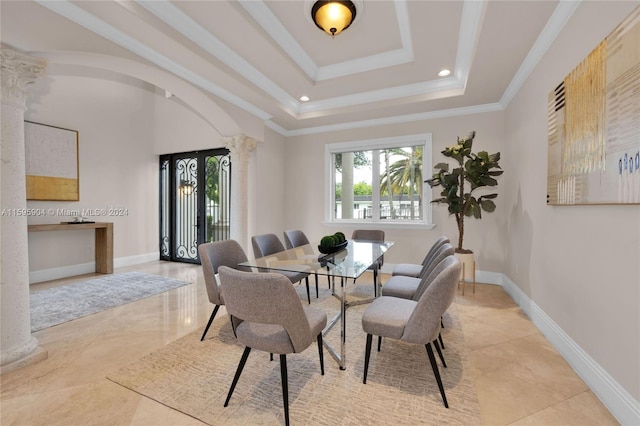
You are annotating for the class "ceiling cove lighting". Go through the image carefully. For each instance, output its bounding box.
[311,1,357,37]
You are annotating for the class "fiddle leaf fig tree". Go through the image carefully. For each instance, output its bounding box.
[425,131,503,253]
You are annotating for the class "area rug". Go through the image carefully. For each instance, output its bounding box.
[107,284,481,425]
[30,272,190,332]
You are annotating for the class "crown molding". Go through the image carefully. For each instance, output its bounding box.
[272,102,504,137]
[499,1,581,107]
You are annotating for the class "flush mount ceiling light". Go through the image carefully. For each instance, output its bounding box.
[311,0,357,37]
[438,69,451,77]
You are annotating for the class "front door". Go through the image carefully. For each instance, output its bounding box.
[159,149,231,263]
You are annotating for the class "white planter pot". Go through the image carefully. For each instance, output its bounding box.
[454,252,476,295]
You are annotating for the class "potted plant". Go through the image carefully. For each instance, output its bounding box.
[425,131,503,285]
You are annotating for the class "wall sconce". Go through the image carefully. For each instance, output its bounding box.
[311,0,357,37]
[180,180,194,196]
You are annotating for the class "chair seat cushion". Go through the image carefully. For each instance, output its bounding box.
[392,263,422,277]
[303,306,328,337]
[235,322,295,354]
[381,275,420,300]
[279,269,309,284]
[362,296,417,339]
[235,307,327,355]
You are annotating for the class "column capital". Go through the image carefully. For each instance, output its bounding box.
[221,135,258,157]
[1,47,47,109]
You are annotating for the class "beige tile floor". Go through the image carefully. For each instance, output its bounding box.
[1,261,619,425]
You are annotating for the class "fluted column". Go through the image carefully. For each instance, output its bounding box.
[222,135,257,250]
[1,47,48,373]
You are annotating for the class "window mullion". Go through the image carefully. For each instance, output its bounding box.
[371,149,381,221]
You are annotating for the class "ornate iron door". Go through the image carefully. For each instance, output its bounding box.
[160,149,230,263]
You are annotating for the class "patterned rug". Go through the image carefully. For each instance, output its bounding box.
[107,284,481,425]
[30,272,190,332]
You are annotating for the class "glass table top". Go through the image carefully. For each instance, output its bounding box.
[238,240,394,279]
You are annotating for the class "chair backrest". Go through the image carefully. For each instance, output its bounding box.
[218,266,313,353]
[421,236,450,267]
[251,233,286,258]
[413,250,455,301]
[351,229,384,243]
[401,256,461,345]
[418,242,454,282]
[198,239,248,305]
[283,229,310,249]
[352,229,385,266]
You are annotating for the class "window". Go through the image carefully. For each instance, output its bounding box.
[325,134,433,228]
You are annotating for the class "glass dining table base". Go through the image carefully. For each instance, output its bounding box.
[321,274,380,370]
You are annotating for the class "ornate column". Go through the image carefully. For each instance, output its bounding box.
[222,135,257,250]
[1,47,48,373]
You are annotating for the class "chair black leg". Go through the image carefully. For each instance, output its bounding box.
[224,346,251,407]
[317,334,325,375]
[425,343,448,408]
[373,269,378,297]
[438,332,445,350]
[314,273,319,298]
[441,316,445,328]
[270,353,273,361]
[433,339,447,368]
[279,354,290,426]
[363,334,373,384]
[200,304,220,341]
[377,336,382,352]
[305,276,311,304]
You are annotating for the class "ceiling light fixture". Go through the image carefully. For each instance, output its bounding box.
[300,95,310,102]
[311,0,357,37]
[438,69,451,77]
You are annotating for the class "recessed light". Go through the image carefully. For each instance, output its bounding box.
[300,95,310,102]
[438,69,451,77]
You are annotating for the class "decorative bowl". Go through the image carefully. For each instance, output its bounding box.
[318,240,348,254]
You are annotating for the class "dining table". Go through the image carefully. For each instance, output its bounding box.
[238,239,394,370]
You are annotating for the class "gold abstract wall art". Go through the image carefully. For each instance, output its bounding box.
[547,5,640,205]
[25,121,79,201]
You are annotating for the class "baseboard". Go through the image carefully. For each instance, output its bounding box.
[29,252,159,284]
[499,274,640,425]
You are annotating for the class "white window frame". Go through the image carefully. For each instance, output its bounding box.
[324,133,434,230]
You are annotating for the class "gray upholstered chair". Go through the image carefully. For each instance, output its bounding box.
[218,266,327,426]
[198,239,248,341]
[252,233,313,303]
[283,229,326,293]
[361,256,461,408]
[381,243,455,300]
[392,236,450,277]
[351,229,385,296]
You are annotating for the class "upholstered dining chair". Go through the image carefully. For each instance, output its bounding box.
[351,229,385,296]
[218,266,327,426]
[392,236,450,277]
[198,239,248,341]
[361,256,461,408]
[252,233,314,303]
[381,248,455,353]
[283,229,328,292]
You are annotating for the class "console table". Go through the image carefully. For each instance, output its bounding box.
[27,222,113,274]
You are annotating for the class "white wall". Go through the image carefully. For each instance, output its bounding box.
[25,69,158,276]
[503,0,640,408]
[250,127,287,250]
[152,89,224,155]
[284,111,507,272]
